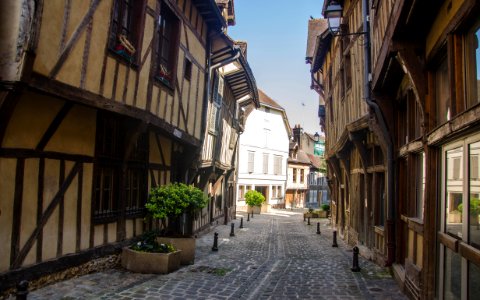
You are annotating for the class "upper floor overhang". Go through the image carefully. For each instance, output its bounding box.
[211,32,259,108]
[193,0,227,32]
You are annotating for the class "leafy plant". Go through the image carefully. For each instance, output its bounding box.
[321,204,330,212]
[308,208,314,213]
[244,190,265,207]
[146,183,208,220]
[130,230,176,253]
[458,197,480,215]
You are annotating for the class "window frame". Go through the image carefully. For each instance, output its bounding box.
[108,0,146,65]
[154,1,181,89]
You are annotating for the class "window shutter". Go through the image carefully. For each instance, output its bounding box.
[263,153,269,174]
[248,152,254,173]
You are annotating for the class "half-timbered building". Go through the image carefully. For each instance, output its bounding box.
[308,0,480,299]
[0,0,257,293]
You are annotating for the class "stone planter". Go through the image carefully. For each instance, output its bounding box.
[304,213,313,218]
[248,206,261,214]
[121,247,182,274]
[157,237,196,265]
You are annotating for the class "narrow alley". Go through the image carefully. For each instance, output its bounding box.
[28,211,406,300]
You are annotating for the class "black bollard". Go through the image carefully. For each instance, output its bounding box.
[240,217,244,229]
[332,230,338,247]
[247,213,250,222]
[304,214,306,222]
[212,232,219,251]
[316,222,321,234]
[230,222,235,237]
[307,217,311,225]
[351,246,361,272]
[16,280,28,300]
[251,211,254,219]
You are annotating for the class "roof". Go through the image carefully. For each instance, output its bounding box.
[311,30,332,73]
[288,150,311,165]
[307,153,322,169]
[306,19,328,61]
[258,89,284,110]
[192,0,226,31]
[211,33,259,107]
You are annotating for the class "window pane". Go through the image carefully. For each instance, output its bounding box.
[469,261,480,299]
[444,248,462,300]
[446,147,463,237]
[436,57,451,125]
[469,141,480,248]
[466,24,480,108]
[417,152,425,219]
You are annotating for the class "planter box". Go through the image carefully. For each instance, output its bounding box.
[121,247,181,274]
[248,206,261,214]
[157,237,196,265]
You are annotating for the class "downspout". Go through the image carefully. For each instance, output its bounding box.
[361,0,395,265]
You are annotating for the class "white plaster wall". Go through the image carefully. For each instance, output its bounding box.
[236,106,289,206]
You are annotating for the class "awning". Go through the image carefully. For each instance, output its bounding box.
[311,31,332,73]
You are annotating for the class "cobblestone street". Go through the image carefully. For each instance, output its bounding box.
[28,210,406,299]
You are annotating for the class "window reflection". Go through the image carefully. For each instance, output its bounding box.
[469,141,480,248]
[446,147,463,238]
[444,248,462,300]
[469,262,480,299]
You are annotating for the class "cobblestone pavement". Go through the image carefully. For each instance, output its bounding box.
[28,210,406,299]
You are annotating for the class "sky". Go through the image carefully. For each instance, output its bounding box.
[228,0,325,135]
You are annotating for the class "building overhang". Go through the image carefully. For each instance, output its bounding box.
[211,33,259,108]
[193,0,227,32]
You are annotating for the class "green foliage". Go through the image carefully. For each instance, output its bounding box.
[458,197,480,215]
[308,207,314,213]
[244,190,265,207]
[130,230,176,253]
[321,204,330,211]
[146,182,208,220]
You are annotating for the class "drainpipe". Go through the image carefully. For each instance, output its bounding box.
[361,0,395,265]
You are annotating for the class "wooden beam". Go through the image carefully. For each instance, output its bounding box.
[12,162,81,268]
[10,158,25,268]
[36,102,73,151]
[49,0,101,79]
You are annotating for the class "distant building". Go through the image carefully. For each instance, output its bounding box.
[236,90,290,211]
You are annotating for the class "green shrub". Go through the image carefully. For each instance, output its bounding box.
[244,190,265,207]
[146,182,208,221]
[458,197,480,215]
[321,204,330,211]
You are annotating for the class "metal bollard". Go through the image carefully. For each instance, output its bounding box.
[351,246,361,272]
[307,217,311,225]
[230,222,235,237]
[332,230,338,247]
[251,211,254,219]
[304,214,306,222]
[212,232,219,251]
[316,222,321,234]
[16,280,28,300]
[240,217,244,229]
[247,213,250,222]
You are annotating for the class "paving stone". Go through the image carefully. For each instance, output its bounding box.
[28,210,406,299]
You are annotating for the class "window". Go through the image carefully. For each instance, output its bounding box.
[93,113,147,223]
[439,135,480,299]
[208,71,223,133]
[277,186,282,197]
[274,156,282,175]
[263,153,269,174]
[184,57,192,81]
[293,168,297,183]
[300,169,304,183]
[416,152,425,219]
[108,0,145,62]
[155,2,180,87]
[248,151,254,173]
[465,22,480,109]
[238,185,245,199]
[435,56,451,125]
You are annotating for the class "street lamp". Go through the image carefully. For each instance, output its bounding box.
[314,132,320,142]
[323,0,366,36]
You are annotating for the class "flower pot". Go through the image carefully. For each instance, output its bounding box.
[157,236,196,265]
[121,247,182,274]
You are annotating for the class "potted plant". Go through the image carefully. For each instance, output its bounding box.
[321,204,330,218]
[121,230,181,274]
[304,207,314,219]
[245,190,265,214]
[458,197,480,228]
[145,182,208,265]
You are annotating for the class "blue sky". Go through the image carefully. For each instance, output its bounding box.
[229,0,325,135]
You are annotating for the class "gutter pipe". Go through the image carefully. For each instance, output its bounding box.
[361,0,395,265]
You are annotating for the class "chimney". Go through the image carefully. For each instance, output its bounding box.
[292,124,303,149]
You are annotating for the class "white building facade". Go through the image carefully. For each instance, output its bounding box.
[236,90,290,211]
